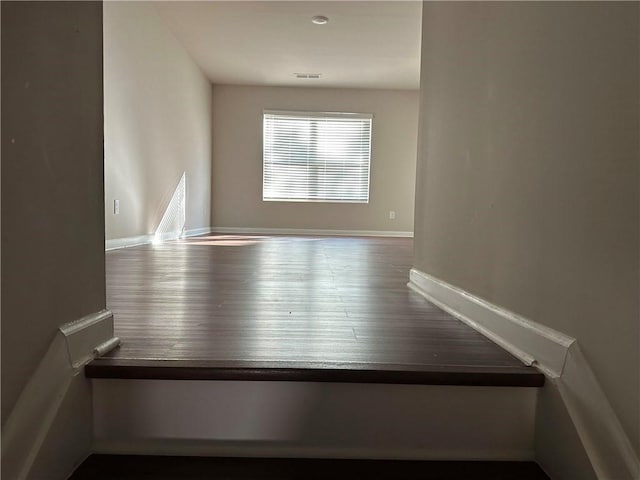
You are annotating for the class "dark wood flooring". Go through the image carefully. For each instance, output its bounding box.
[70,455,551,480]
[89,235,543,386]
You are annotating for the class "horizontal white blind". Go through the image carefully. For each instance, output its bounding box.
[263,110,372,203]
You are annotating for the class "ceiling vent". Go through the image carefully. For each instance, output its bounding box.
[295,73,321,79]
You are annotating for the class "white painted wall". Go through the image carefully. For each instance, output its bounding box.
[1,0,105,425]
[414,2,639,475]
[211,85,418,233]
[104,2,212,241]
[1,2,105,478]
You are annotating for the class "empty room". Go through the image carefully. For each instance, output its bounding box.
[2,2,638,480]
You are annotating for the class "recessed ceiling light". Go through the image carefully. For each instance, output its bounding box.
[311,15,329,25]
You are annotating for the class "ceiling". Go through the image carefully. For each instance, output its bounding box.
[154,1,422,90]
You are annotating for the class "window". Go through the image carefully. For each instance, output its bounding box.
[263,110,372,203]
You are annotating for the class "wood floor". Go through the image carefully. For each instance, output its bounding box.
[70,455,551,480]
[89,235,543,386]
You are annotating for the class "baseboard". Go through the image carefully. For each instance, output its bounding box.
[534,379,598,480]
[60,309,115,368]
[105,226,214,251]
[209,226,414,238]
[153,230,182,244]
[558,343,640,480]
[27,374,94,480]
[408,269,573,376]
[105,227,412,250]
[408,267,640,480]
[1,309,117,480]
[93,439,533,462]
[183,226,214,238]
[105,234,154,251]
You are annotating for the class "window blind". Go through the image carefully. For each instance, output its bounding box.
[263,110,372,203]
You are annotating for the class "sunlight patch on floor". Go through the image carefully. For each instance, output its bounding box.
[181,235,270,247]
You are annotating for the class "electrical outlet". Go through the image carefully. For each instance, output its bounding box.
[389,211,396,220]
[114,199,120,215]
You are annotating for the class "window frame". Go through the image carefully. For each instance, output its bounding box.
[262,109,373,204]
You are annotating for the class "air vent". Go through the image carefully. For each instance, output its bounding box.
[295,73,321,79]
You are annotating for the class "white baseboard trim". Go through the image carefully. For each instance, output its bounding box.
[183,226,214,238]
[408,267,640,480]
[105,234,153,251]
[559,344,640,480]
[209,226,414,238]
[408,268,573,376]
[154,230,182,244]
[60,309,115,368]
[105,226,214,251]
[1,309,116,480]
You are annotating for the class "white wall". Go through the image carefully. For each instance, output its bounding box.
[1,0,105,424]
[415,2,639,473]
[211,85,418,233]
[1,2,105,477]
[104,2,212,241]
